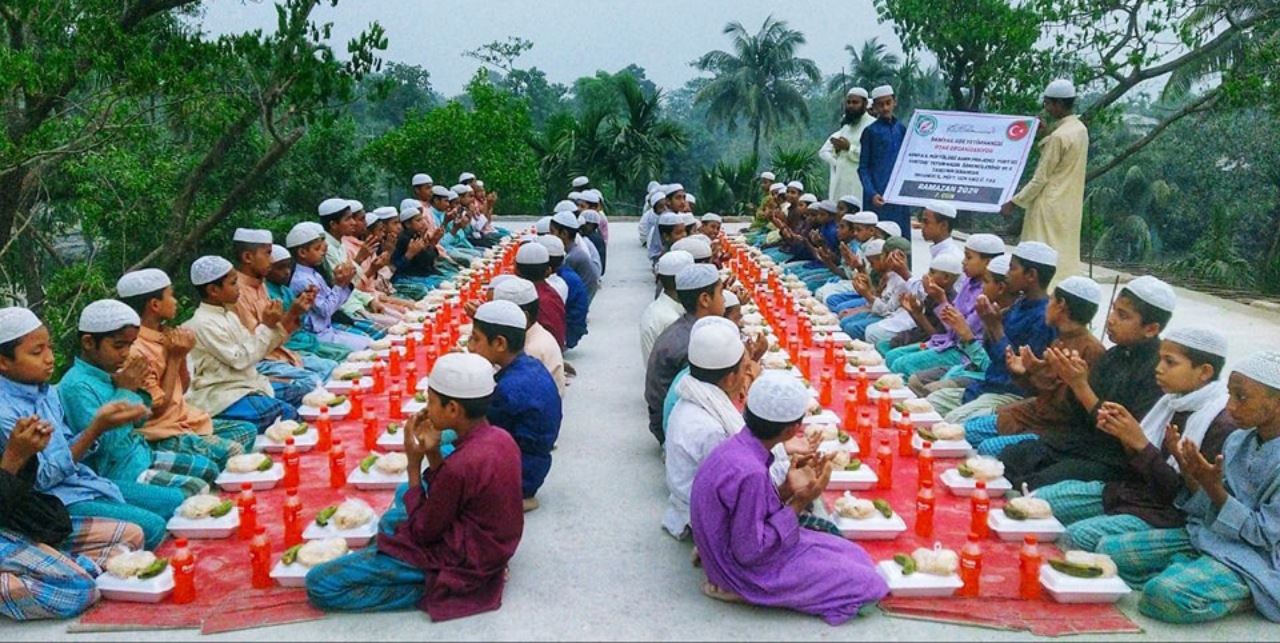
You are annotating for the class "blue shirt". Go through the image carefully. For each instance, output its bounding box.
[963,296,1056,403]
[0,375,124,506]
[289,263,352,336]
[57,358,152,483]
[558,265,590,349]
[858,116,907,202]
[820,221,840,253]
[487,354,563,498]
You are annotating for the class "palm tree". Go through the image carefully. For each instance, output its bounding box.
[893,52,946,116]
[769,145,824,193]
[693,16,821,160]
[600,75,687,201]
[827,37,900,95]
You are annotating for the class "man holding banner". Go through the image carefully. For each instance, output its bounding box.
[1003,79,1089,287]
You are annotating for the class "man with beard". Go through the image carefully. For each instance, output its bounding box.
[819,88,875,203]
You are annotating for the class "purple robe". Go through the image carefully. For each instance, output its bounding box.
[690,430,888,625]
[925,275,985,354]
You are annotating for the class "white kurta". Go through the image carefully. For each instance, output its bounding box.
[819,113,877,202]
[525,322,566,396]
[1012,115,1088,286]
[182,302,285,416]
[639,293,685,363]
[546,274,569,302]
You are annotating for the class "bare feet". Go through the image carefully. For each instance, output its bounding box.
[564,362,577,377]
[522,497,540,513]
[690,545,701,568]
[701,581,743,603]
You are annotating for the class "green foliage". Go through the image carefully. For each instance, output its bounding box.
[40,263,114,376]
[769,146,824,194]
[1167,207,1254,289]
[697,154,761,216]
[827,38,900,94]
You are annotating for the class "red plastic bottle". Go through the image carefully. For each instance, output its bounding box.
[404,333,417,361]
[363,410,377,452]
[855,367,869,405]
[876,392,892,427]
[329,439,347,489]
[315,406,332,452]
[348,383,363,418]
[819,370,833,406]
[371,361,386,394]
[824,338,835,367]
[236,483,256,540]
[171,537,196,604]
[896,411,913,456]
[389,344,402,377]
[249,526,271,589]
[875,439,893,490]
[856,412,873,456]
[914,478,935,538]
[843,392,858,432]
[959,533,983,598]
[1019,535,1042,600]
[282,437,300,489]
[405,362,418,392]
[283,487,303,548]
[389,384,404,420]
[971,480,991,538]
[917,441,935,486]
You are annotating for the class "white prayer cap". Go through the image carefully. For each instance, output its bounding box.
[270,244,291,263]
[876,221,902,238]
[399,198,421,211]
[571,176,590,188]
[474,180,485,188]
[373,206,398,221]
[515,241,550,265]
[848,211,878,225]
[0,307,42,344]
[429,353,495,399]
[686,194,697,205]
[1043,79,1076,99]
[318,198,349,218]
[493,277,538,306]
[458,172,476,183]
[965,233,1004,255]
[553,200,577,213]
[688,316,745,370]
[814,200,839,214]
[656,250,695,277]
[800,193,818,204]
[535,216,552,234]
[723,291,741,309]
[701,212,723,223]
[551,211,581,230]
[190,255,233,286]
[286,221,325,248]
[930,252,963,275]
[346,199,364,213]
[863,239,886,257]
[847,86,869,99]
[411,173,433,186]
[567,191,582,201]
[474,300,527,330]
[430,185,451,198]
[769,182,786,194]
[78,299,140,334]
[1013,241,1058,267]
[839,195,863,210]
[647,180,661,193]
[1235,350,1280,390]
[747,372,810,423]
[663,183,685,195]
[446,190,458,200]
[399,205,422,222]
[233,228,272,244]
[580,190,601,204]
[1124,275,1176,313]
[759,171,776,181]
[987,255,1011,276]
[675,264,719,291]
[648,191,666,207]
[870,85,895,100]
[657,212,682,226]
[580,210,602,225]
[671,236,712,261]
[786,181,804,191]
[679,212,697,226]
[452,184,472,195]
[1056,276,1102,305]
[1164,327,1228,359]
[537,234,566,257]
[117,269,171,298]
[926,201,957,218]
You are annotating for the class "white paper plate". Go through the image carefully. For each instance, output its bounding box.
[324,376,372,393]
[215,463,284,492]
[270,560,310,588]
[843,362,890,377]
[828,465,878,491]
[96,566,175,603]
[348,463,408,490]
[868,386,916,401]
[891,408,944,427]
[988,509,1065,542]
[387,331,424,345]
[377,429,405,451]
[166,508,239,539]
[875,560,963,598]
[1040,564,1131,603]
[373,347,406,360]
[940,467,1011,497]
[299,400,352,420]
[303,518,377,548]
[401,398,427,416]
[340,360,375,375]
[803,411,842,425]
[911,432,973,459]
[414,376,430,392]
[818,439,859,456]
[834,510,906,540]
[254,428,318,453]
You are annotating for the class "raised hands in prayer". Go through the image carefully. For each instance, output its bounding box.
[940,305,975,342]
[112,354,149,392]
[1004,344,1044,376]
[747,332,768,362]
[923,274,947,305]
[1096,401,1149,451]
[260,300,286,329]
[839,243,862,271]
[1169,427,1227,505]
[1045,346,1089,388]
[851,272,873,299]
[90,401,149,435]
[885,249,908,276]
[1,416,52,474]
[333,262,356,288]
[162,327,196,358]
[830,135,851,152]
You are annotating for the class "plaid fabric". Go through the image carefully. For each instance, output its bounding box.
[258,359,323,407]
[295,339,352,363]
[798,513,843,537]
[974,433,1037,457]
[1036,480,1106,525]
[890,345,967,378]
[0,530,97,621]
[335,320,386,340]
[1097,527,1197,587]
[61,516,143,568]
[150,450,218,485]
[1063,514,1151,552]
[964,415,999,444]
[943,392,1021,425]
[215,393,298,432]
[66,498,168,550]
[1141,553,1252,623]
[211,419,256,454]
[152,428,247,469]
[306,547,425,612]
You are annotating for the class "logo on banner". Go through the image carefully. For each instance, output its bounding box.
[914,115,938,137]
[1006,120,1032,141]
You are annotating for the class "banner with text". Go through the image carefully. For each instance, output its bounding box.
[884,110,1039,213]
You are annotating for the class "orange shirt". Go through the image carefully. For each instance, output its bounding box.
[130,326,214,440]
[233,271,302,367]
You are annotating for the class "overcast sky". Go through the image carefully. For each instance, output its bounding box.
[197,0,904,95]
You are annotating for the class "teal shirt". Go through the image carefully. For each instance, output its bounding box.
[57,357,152,483]
[661,367,690,437]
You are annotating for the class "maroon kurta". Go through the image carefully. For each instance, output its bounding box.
[377,421,524,621]
[534,281,567,349]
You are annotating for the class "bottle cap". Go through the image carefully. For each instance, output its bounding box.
[256,526,266,535]
[332,439,342,447]
[967,532,979,542]
[175,537,189,548]
[921,477,933,488]
[285,436,295,445]
[320,405,330,413]
[240,482,252,491]
[286,487,298,497]
[1024,535,1037,545]
[922,441,932,448]
[976,480,986,488]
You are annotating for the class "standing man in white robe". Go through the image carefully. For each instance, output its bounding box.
[819,88,876,203]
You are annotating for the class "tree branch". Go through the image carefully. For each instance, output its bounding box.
[120,0,198,30]
[170,108,258,231]
[1086,88,1220,182]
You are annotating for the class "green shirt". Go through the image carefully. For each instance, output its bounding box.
[57,357,152,482]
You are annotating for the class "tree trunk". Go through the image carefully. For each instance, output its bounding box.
[752,125,761,164]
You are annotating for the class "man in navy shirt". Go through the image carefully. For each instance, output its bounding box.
[858,85,910,263]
